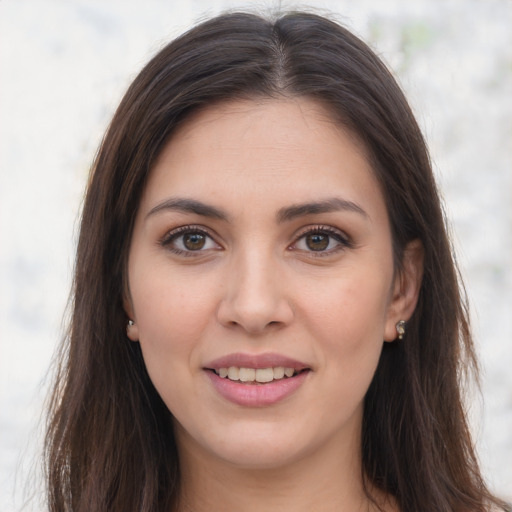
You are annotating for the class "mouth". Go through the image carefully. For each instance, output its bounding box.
[203,353,311,405]
[208,366,310,384]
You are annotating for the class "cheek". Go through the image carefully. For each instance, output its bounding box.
[131,272,219,414]
[129,268,220,391]
[299,269,391,374]
[133,268,217,339]
[306,277,390,341]
[308,281,388,416]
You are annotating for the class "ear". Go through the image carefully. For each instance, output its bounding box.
[384,239,424,342]
[123,294,140,342]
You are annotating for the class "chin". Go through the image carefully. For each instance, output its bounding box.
[217,443,307,471]
[175,416,309,469]
[199,421,326,471]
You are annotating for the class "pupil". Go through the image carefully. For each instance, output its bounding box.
[306,233,328,251]
[184,233,206,250]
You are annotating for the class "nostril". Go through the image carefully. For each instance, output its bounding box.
[216,289,294,333]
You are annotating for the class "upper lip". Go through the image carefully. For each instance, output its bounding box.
[204,352,311,371]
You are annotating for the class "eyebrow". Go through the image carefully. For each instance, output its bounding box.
[276,197,369,223]
[146,198,230,221]
[145,196,368,223]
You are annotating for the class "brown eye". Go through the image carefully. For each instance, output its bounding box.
[305,233,329,251]
[162,227,220,254]
[183,233,206,250]
[292,227,351,255]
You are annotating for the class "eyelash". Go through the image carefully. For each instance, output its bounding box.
[160,225,219,257]
[159,224,353,257]
[291,225,353,257]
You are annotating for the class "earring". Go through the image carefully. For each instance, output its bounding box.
[126,319,139,342]
[395,320,406,340]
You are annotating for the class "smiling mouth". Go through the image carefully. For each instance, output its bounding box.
[209,367,309,384]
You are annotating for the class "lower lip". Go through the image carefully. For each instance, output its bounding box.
[205,370,309,407]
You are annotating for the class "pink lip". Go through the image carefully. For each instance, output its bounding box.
[205,352,310,371]
[205,369,309,407]
[203,352,311,407]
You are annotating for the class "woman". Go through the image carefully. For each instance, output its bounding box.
[44,11,507,512]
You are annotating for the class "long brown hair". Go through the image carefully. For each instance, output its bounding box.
[44,11,507,512]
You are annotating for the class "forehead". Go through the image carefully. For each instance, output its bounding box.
[156,97,366,172]
[141,97,386,221]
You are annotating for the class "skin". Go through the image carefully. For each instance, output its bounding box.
[125,97,423,511]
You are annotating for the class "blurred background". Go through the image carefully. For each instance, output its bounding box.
[0,0,511,509]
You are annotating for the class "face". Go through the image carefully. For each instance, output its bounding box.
[126,98,408,470]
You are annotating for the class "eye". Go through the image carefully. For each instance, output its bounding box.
[292,226,351,255]
[161,226,221,255]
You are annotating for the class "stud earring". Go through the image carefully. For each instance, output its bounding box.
[126,319,139,342]
[395,320,406,340]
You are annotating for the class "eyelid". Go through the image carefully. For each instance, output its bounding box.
[159,223,352,256]
[290,224,353,253]
[160,224,222,253]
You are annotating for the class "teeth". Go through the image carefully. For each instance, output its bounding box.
[239,368,256,382]
[215,366,299,382]
[227,367,239,380]
[284,367,294,378]
[255,368,273,383]
[273,366,285,379]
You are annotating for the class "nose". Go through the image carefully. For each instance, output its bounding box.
[216,249,294,335]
